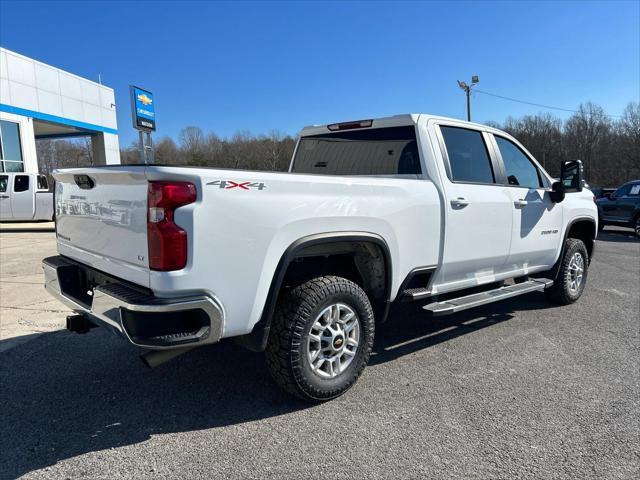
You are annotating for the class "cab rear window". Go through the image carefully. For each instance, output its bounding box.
[292,126,422,176]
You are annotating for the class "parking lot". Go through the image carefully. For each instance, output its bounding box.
[1,225,638,479]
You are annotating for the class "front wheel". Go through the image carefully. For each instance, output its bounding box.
[545,238,589,305]
[265,276,375,402]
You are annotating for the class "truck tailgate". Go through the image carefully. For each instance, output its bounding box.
[53,167,150,287]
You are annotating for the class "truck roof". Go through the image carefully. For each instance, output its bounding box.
[300,113,495,136]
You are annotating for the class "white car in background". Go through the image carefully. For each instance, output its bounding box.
[0,172,54,222]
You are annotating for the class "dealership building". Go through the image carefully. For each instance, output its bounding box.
[0,47,120,173]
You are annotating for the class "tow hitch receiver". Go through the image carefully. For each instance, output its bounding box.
[66,314,97,334]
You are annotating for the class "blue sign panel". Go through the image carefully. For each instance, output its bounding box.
[130,86,156,131]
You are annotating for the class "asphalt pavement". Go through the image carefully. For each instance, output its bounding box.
[1,227,638,479]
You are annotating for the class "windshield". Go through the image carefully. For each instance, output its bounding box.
[292,126,421,176]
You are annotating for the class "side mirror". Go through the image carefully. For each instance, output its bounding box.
[560,160,584,193]
[549,181,565,203]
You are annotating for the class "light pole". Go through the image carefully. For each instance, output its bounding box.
[457,75,479,121]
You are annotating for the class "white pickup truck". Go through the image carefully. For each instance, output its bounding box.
[0,172,54,222]
[43,114,597,401]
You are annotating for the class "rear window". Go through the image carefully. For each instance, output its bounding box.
[37,175,49,191]
[292,126,422,176]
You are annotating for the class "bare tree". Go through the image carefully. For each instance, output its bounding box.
[563,102,611,183]
[155,136,180,164]
[82,137,94,165]
[179,126,206,165]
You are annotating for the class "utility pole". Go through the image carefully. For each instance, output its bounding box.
[457,75,479,121]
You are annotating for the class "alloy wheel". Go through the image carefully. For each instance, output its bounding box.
[567,252,585,294]
[307,303,360,379]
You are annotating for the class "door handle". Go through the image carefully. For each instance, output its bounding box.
[0,195,9,199]
[514,199,528,207]
[450,197,469,208]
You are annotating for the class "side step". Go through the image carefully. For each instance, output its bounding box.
[423,278,553,316]
[402,287,432,301]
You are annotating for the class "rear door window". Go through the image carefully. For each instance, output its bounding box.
[0,175,7,193]
[292,126,422,176]
[440,126,495,184]
[14,175,29,193]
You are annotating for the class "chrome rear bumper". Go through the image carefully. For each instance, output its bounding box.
[43,256,223,349]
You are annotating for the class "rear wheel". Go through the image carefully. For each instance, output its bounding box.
[265,276,375,402]
[545,238,589,305]
[634,215,640,238]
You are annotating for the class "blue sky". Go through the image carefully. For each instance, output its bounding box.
[1,0,638,147]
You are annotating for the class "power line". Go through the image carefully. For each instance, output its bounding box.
[473,89,623,118]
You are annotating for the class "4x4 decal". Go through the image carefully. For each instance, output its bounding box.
[207,180,267,190]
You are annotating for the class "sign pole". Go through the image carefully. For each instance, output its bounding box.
[138,130,146,164]
[145,132,154,164]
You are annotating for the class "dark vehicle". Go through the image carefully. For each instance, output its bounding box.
[591,187,616,199]
[596,180,640,237]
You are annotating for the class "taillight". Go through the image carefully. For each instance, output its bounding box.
[147,181,197,271]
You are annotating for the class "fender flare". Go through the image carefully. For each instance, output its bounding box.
[546,216,597,281]
[236,232,393,352]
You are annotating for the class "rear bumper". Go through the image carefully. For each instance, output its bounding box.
[43,255,223,349]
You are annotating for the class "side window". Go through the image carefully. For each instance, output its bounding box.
[440,126,495,184]
[613,185,631,198]
[0,175,8,192]
[37,175,49,191]
[14,175,30,193]
[629,184,640,196]
[495,136,542,188]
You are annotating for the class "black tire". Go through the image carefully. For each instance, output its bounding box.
[545,238,589,305]
[633,214,640,239]
[265,276,375,402]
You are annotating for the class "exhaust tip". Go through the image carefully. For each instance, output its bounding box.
[140,347,195,369]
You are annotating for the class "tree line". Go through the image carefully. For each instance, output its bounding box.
[120,128,297,173]
[38,100,638,188]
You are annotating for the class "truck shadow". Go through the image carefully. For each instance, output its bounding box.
[372,292,554,365]
[1,292,552,478]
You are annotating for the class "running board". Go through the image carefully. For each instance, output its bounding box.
[423,278,553,316]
